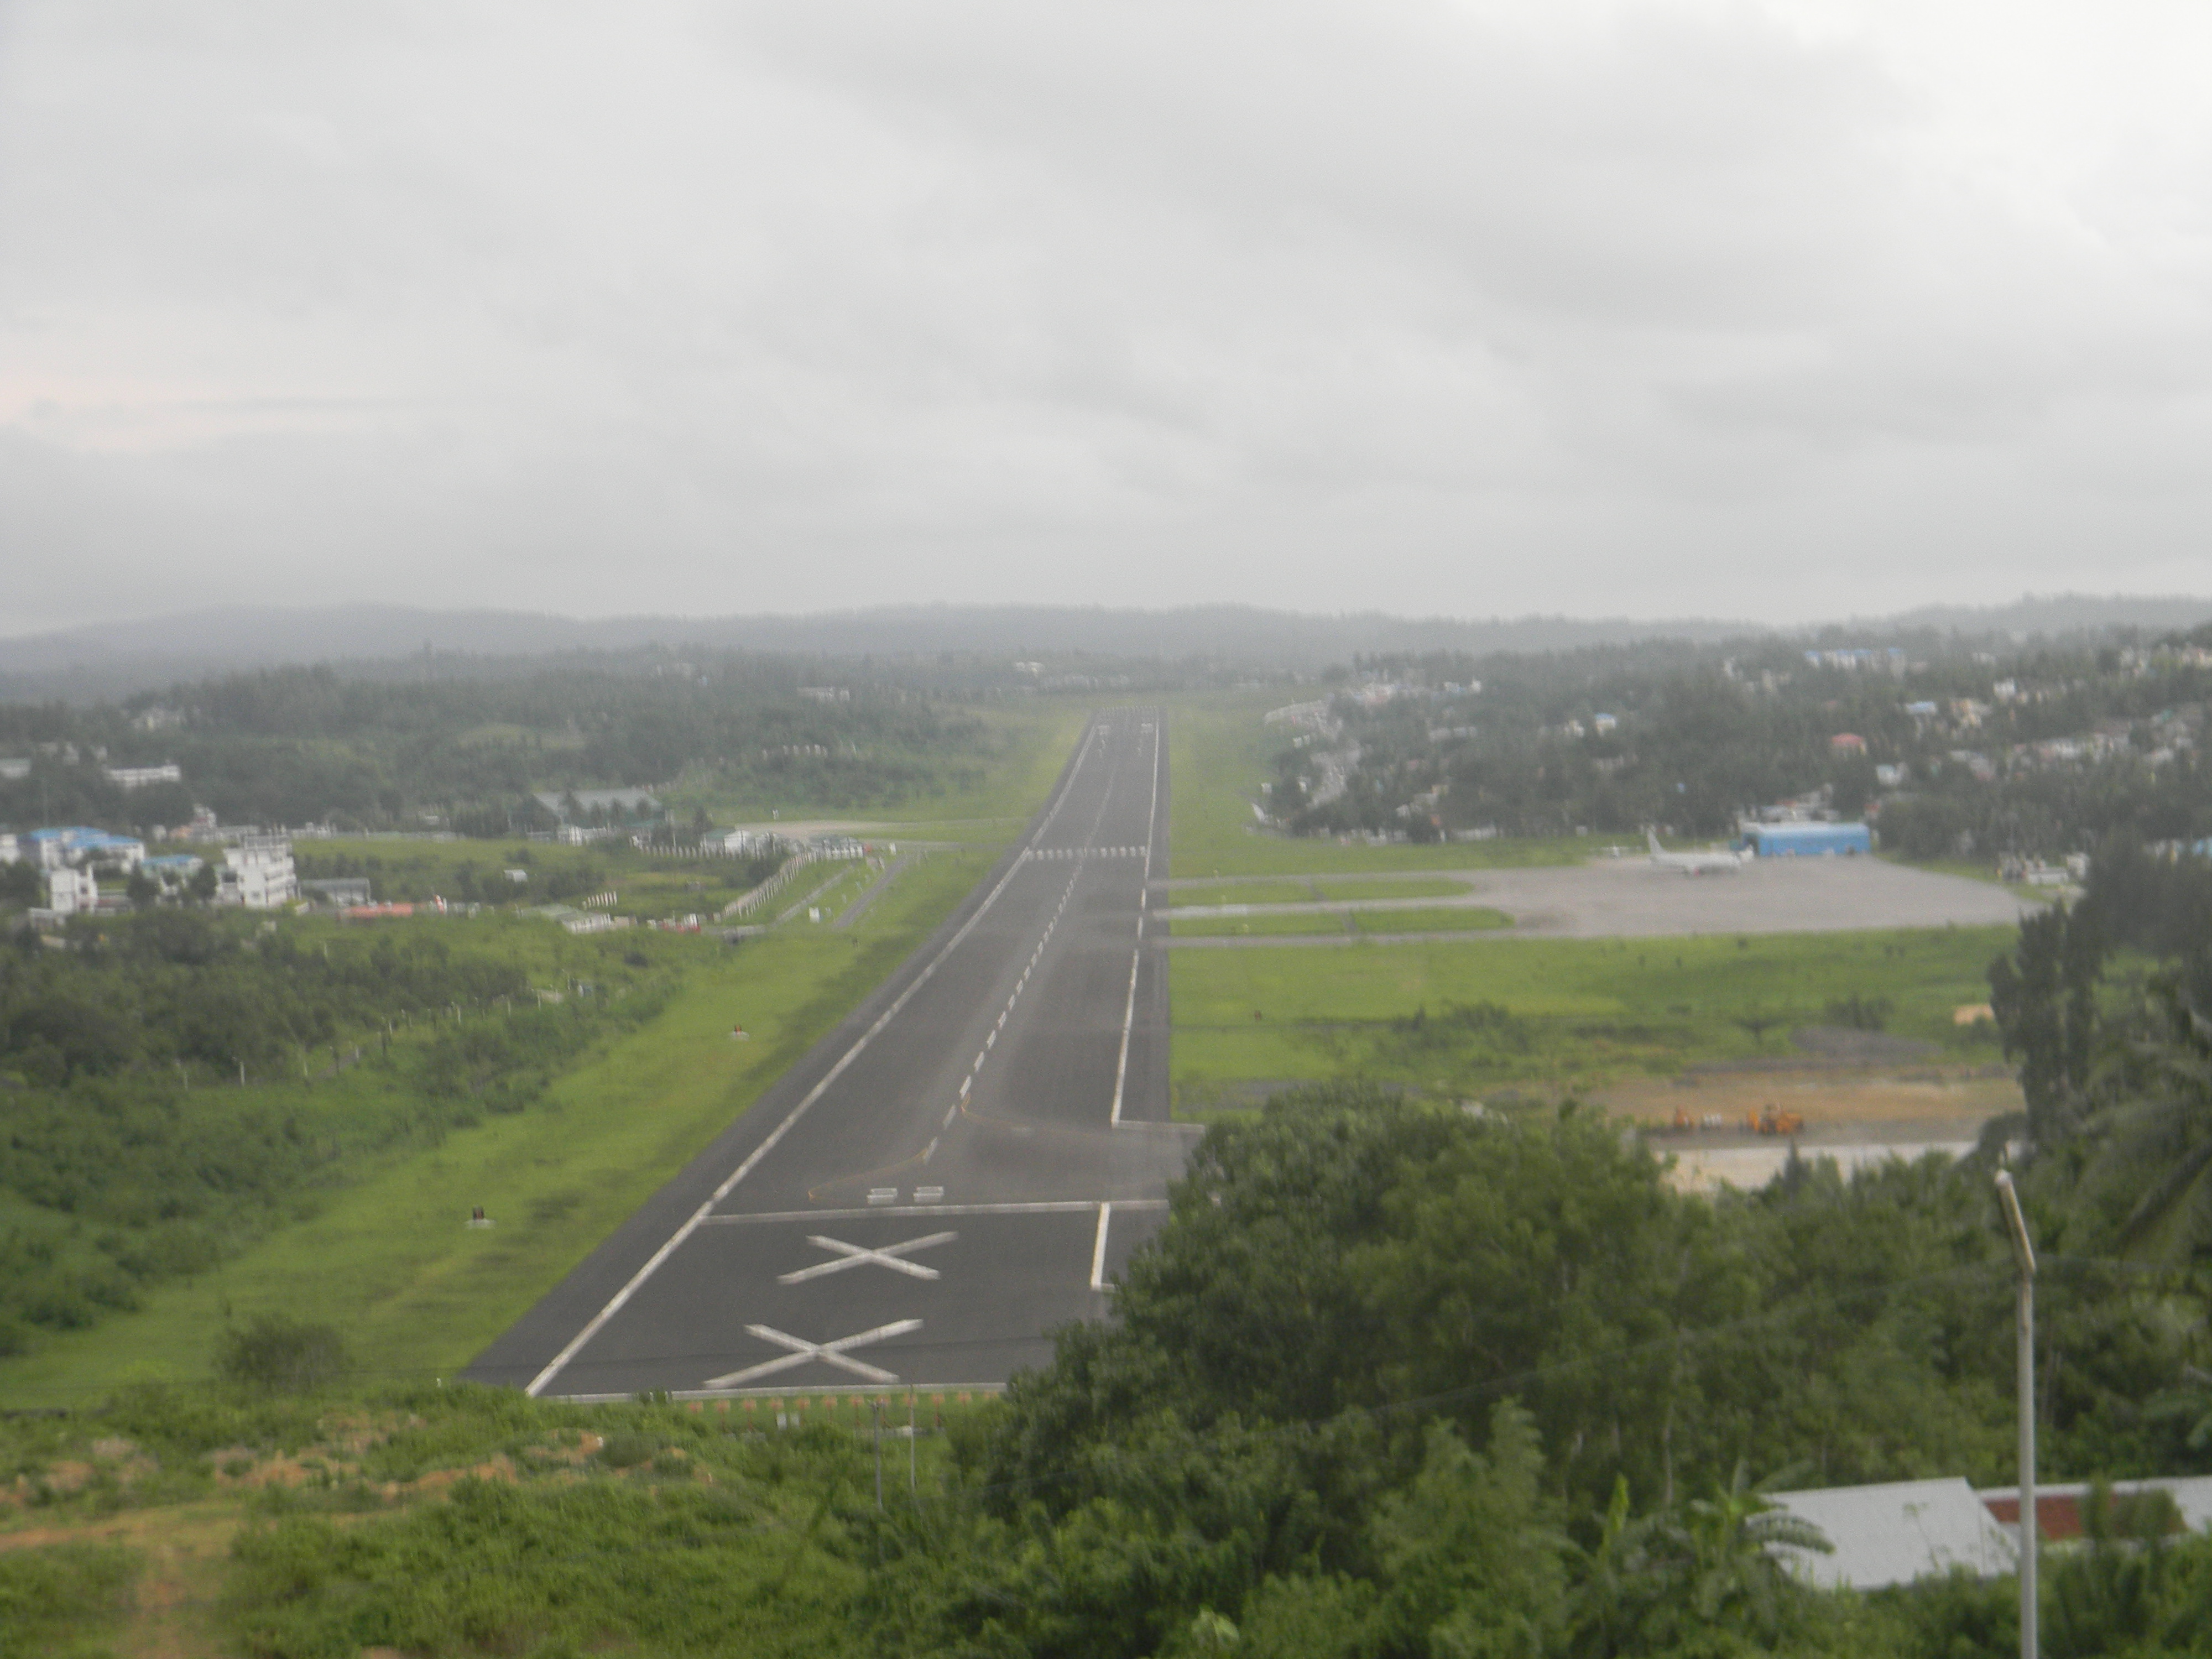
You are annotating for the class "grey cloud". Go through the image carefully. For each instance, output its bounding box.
[0,1,2206,634]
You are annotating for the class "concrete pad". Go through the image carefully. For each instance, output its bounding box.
[1167,856,2036,943]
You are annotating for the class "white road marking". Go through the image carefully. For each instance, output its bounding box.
[1089,1203,1112,1291]
[706,1198,1168,1224]
[1109,713,1162,1128]
[519,723,1105,1396]
[778,1230,956,1284]
[921,1136,939,1163]
[867,1188,898,1205]
[915,1186,945,1203]
[705,1319,924,1387]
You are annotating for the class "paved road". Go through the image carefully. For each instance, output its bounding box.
[467,709,1186,1400]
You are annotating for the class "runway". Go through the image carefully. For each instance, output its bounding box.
[466,709,1186,1399]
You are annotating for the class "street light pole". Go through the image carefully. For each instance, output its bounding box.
[1996,1170,2037,1659]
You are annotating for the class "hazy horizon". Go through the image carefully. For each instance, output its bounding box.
[6,3,2211,633]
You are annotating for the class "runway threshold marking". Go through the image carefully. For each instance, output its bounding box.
[519,721,1107,1397]
[779,1231,957,1284]
[705,1318,925,1387]
[703,1197,1170,1224]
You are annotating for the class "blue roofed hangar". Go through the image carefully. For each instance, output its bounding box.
[1738,821,1874,858]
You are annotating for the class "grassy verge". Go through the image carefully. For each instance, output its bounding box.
[1313,877,1475,900]
[1168,880,1325,907]
[1170,927,2013,1109]
[0,850,998,1408]
[1173,911,1354,937]
[1350,906,1511,933]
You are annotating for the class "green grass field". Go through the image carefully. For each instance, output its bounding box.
[1171,905,1512,938]
[0,848,998,1408]
[1173,911,1353,937]
[1168,880,1327,907]
[1350,906,1512,933]
[1169,927,2013,1109]
[1161,693,1608,877]
[1314,877,1475,901]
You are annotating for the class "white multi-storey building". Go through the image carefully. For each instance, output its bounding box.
[219,836,298,909]
[45,865,99,915]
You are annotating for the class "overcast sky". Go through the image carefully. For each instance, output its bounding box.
[2,1,2208,635]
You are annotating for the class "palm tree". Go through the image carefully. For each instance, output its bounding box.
[2080,971,2212,1261]
[1677,1463,1832,1637]
[1568,1465,1829,1656]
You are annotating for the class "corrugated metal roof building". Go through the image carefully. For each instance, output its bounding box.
[1767,1479,2016,1590]
[1981,1478,2212,1541]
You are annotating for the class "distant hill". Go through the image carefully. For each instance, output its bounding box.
[1845,593,2212,641]
[2,594,2208,700]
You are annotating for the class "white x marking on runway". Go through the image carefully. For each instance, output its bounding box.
[703,1319,924,1387]
[777,1232,957,1284]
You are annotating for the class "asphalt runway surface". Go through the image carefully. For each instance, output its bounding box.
[1164,854,2036,943]
[468,709,1188,1400]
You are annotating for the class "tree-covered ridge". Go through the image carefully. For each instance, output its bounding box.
[1270,628,2212,855]
[0,656,1001,834]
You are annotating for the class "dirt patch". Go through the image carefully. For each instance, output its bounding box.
[1592,1067,2022,1145]
[1790,1025,1942,1063]
[400,1454,518,1499]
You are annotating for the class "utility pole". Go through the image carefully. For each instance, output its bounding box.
[908,1387,917,1500]
[1996,1170,2037,1659]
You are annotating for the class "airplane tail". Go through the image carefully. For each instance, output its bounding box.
[1646,830,1664,856]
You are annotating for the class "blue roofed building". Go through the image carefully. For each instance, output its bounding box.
[1737,821,1873,858]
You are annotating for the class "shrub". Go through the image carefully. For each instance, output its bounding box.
[213,1314,350,1395]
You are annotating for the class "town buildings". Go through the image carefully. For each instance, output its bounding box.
[217,835,298,909]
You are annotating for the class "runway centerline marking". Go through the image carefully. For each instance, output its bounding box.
[1089,1203,1112,1291]
[704,1319,924,1387]
[778,1230,957,1284]
[1109,713,1163,1127]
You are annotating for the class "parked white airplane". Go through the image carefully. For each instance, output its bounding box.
[1647,829,1749,875]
